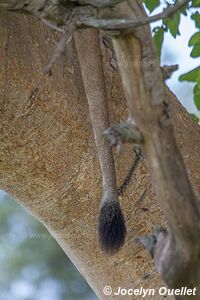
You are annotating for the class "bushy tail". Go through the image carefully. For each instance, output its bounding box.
[98,197,126,255]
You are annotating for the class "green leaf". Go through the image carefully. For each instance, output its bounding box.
[179,66,200,82]
[179,3,189,16]
[144,0,160,13]
[194,86,200,110]
[194,95,200,110]
[192,0,200,7]
[153,26,165,60]
[191,12,200,28]
[163,11,180,38]
[188,32,200,46]
[190,44,200,57]
[194,82,200,92]
[196,75,200,88]
[188,32,200,57]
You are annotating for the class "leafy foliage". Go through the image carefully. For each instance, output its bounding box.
[143,0,200,110]
[179,66,200,82]
[191,12,200,28]
[188,32,200,57]
[179,66,200,110]
[194,84,200,109]
[163,11,181,38]
[192,0,200,7]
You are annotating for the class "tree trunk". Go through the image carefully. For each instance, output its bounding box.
[0,10,200,299]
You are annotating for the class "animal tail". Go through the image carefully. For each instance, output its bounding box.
[98,148,142,255]
[98,194,126,255]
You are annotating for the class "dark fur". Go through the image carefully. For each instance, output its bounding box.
[98,199,126,255]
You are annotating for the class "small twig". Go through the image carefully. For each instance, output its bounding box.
[117,147,143,197]
[42,5,86,76]
[43,25,74,75]
[135,227,168,258]
[79,0,190,30]
[41,18,64,32]
[162,64,179,80]
[42,4,98,76]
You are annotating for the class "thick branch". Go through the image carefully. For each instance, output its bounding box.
[112,1,200,296]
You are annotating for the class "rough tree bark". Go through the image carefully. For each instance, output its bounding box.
[111,3,200,298]
[0,3,200,300]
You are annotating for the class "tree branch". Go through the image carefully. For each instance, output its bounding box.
[79,0,190,30]
[73,0,125,7]
[0,0,190,33]
[111,1,200,296]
